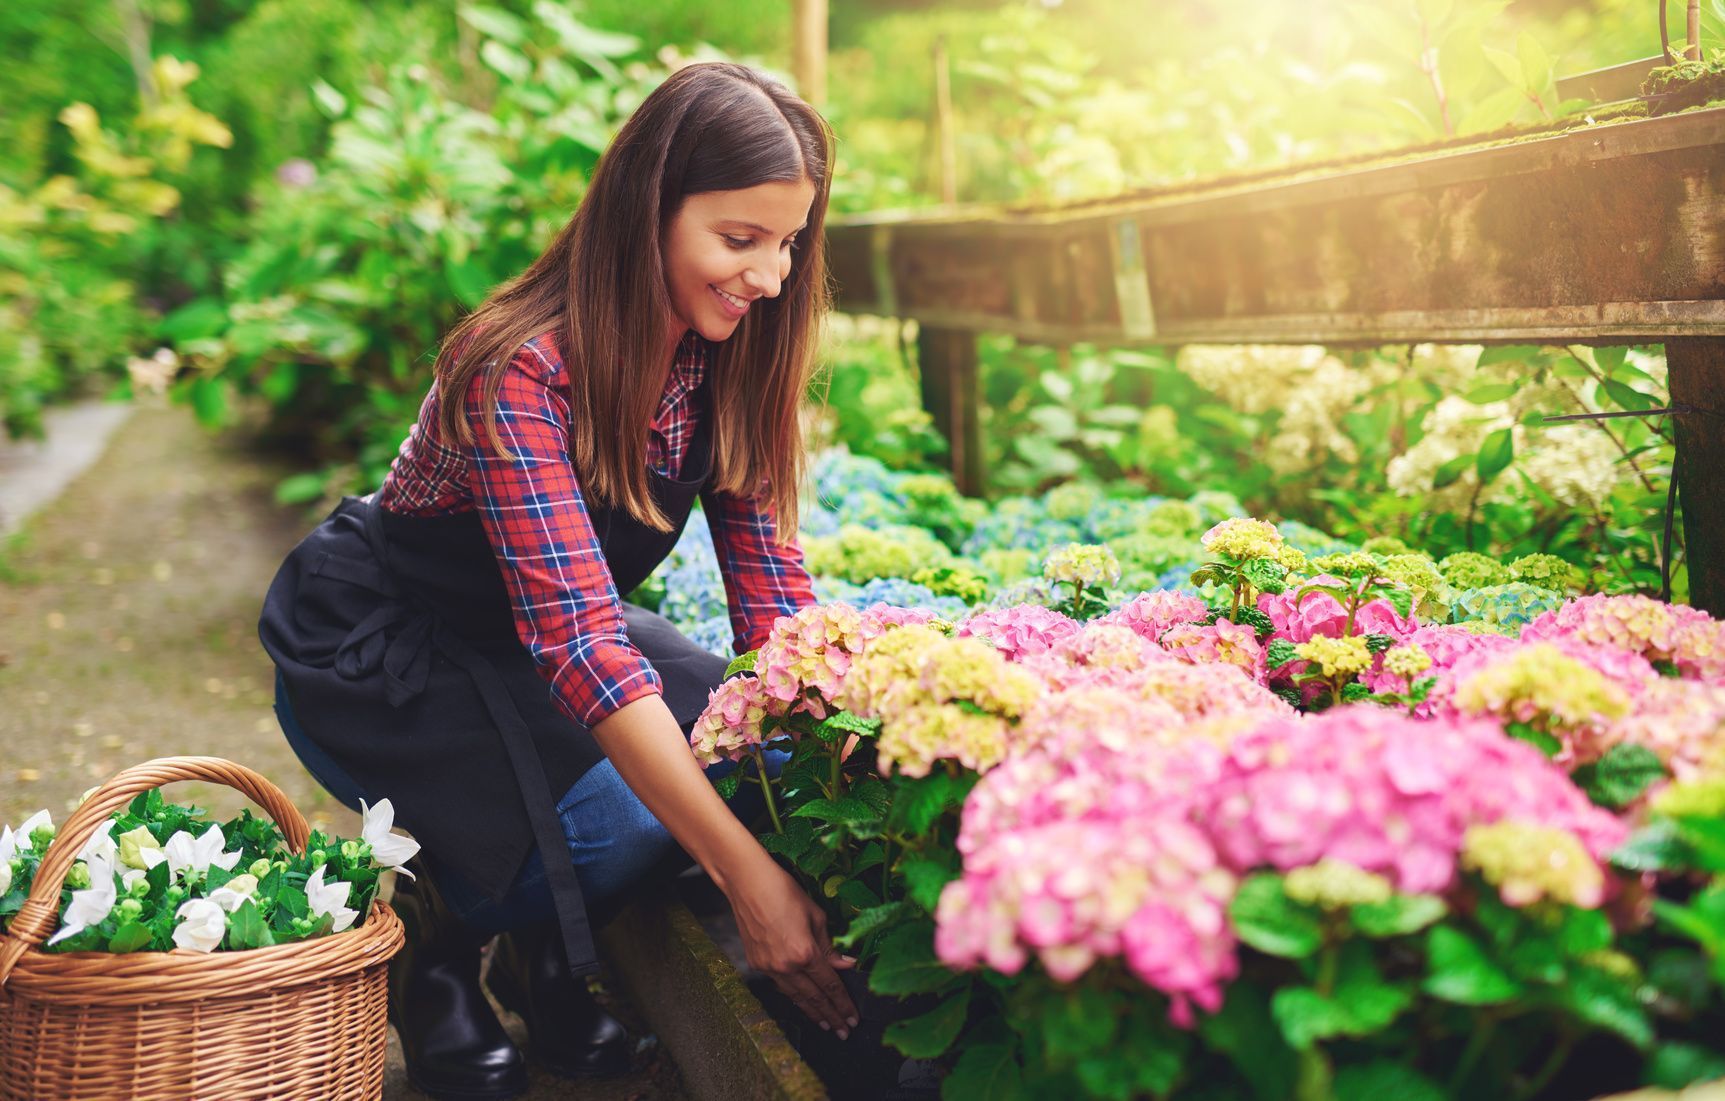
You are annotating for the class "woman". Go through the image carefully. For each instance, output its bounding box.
[260,61,857,1101]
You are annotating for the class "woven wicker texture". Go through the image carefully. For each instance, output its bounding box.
[0,757,405,1100]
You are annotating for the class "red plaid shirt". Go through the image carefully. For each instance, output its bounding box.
[376,329,816,727]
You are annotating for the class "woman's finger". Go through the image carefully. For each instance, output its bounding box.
[806,955,859,1029]
[777,968,850,1035]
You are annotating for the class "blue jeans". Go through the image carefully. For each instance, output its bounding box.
[274,669,780,935]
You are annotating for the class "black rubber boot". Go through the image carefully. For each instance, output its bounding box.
[486,921,632,1078]
[388,860,528,1101]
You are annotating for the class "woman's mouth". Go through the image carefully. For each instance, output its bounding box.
[711,285,749,318]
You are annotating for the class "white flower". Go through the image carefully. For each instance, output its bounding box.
[360,799,420,878]
[0,860,10,897]
[149,824,242,881]
[78,819,118,867]
[46,853,118,946]
[0,826,16,867]
[121,868,147,892]
[207,873,260,913]
[305,866,359,933]
[172,898,228,952]
[15,810,52,852]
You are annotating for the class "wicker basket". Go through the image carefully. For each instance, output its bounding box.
[0,756,405,1100]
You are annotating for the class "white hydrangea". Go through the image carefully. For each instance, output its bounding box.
[1517,424,1623,510]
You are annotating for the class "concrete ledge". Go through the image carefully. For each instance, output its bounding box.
[598,889,828,1101]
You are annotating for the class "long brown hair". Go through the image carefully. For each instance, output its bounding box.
[433,61,834,536]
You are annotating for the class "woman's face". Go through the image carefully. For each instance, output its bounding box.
[662,178,817,345]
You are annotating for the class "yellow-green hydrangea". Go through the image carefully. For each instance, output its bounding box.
[1461,821,1606,908]
[979,548,1038,584]
[1043,544,1121,588]
[1510,553,1585,594]
[1451,643,1631,736]
[1144,500,1202,538]
[1311,551,1381,578]
[1440,551,1513,590]
[1382,643,1433,679]
[1360,535,1413,556]
[1284,859,1394,910]
[1651,773,1725,819]
[1294,635,1375,679]
[1377,554,1449,619]
[1200,517,1284,561]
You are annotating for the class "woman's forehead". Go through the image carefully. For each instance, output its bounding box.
[686,180,815,232]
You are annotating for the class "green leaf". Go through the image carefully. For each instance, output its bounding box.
[156,297,228,342]
[885,987,970,1059]
[900,855,959,914]
[723,651,758,678]
[1458,85,1528,134]
[869,922,958,995]
[1333,1061,1446,1101]
[107,920,153,953]
[273,473,326,506]
[1646,1041,1725,1089]
[1432,455,1471,489]
[187,375,230,428]
[816,711,882,740]
[888,771,973,836]
[227,899,275,950]
[834,901,911,950]
[1423,926,1522,1005]
[1464,383,1518,404]
[276,884,308,919]
[789,797,877,825]
[1229,874,1324,959]
[1483,45,1524,88]
[1039,986,1118,1061]
[1475,428,1514,483]
[308,79,347,119]
[1269,988,1350,1050]
[1505,721,1562,757]
[1516,32,1553,94]
[941,1042,1022,1101]
[1601,378,1658,412]
[459,3,528,43]
[1548,965,1653,1048]
[1199,983,1299,1101]
[712,773,741,800]
[1573,743,1666,808]
[1266,639,1300,670]
[1350,894,1447,938]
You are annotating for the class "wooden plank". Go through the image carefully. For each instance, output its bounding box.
[1669,339,1725,615]
[1555,56,1664,105]
[826,108,1725,347]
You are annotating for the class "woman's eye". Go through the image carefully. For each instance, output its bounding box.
[724,236,753,249]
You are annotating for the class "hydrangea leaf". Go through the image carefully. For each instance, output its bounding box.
[1423,926,1522,1005]
[869,921,959,995]
[1573,743,1667,809]
[834,900,911,950]
[884,987,970,1059]
[1229,874,1324,959]
[1333,1062,1445,1101]
[1038,986,1118,1061]
[941,1042,1023,1101]
[1350,894,1447,938]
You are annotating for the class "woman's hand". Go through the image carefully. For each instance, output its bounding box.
[589,695,858,1036]
[726,848,859,1037]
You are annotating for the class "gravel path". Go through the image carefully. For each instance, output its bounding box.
[0,400,687,1100]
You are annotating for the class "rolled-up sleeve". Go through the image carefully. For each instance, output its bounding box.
[701,484,818,654]
[466,343,662,726]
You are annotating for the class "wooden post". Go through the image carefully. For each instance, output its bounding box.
[933,36,958,205]
[917,327,984,496]
[1669,339,1725,614]
[1688,0,1703,60]
[791,0,827,106]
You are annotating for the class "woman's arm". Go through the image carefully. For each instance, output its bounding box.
[592,694,858,1036]
[701,484,818,652]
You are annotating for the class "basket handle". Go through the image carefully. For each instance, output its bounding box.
[0,756,311,983]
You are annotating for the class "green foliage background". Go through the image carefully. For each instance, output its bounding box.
[2,0,1720,592]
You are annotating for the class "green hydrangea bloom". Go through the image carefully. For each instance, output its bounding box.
[1143,500,1202,538]
[1360,535,1413,556]
[1510,553,1585,594]
[1439,551,1513,590]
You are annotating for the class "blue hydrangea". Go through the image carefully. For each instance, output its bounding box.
[982,578,1059,611]
[799,503,843,538]
[1084,497,1154,542]
[686,615,736,658]
[812,576,865,605]
[1449,583,1567,631]
[659,559,727,629]
[851,577,969,619]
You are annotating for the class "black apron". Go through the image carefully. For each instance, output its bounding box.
[258,373,727,977]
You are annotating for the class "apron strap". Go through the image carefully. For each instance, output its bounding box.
[360,499,599,977]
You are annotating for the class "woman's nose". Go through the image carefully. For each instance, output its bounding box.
[743,259,783,299]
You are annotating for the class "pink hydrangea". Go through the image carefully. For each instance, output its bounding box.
[1523,594,1725,681]
[688,675,784,764]
[1258,575,1417,646]
[755,603,939,717]
[1158,619,1269,685]
[1095,590,1209,646]
[1203,707,1627,894]
[1361,624,1516,716]
[1606,677,1725,781]
[957,605,1081,661]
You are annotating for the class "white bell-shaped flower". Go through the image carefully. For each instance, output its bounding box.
[150,824,243,881]
[206,873,260,914]
[359,799,420,878]
[305,866,359,933]
[46,853,118,946]
[172,897,228,952]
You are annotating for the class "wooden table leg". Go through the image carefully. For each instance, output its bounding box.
[1668,338,1725,615]
[916,326,984,496]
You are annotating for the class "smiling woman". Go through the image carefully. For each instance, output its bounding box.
[257,61,858,1101]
